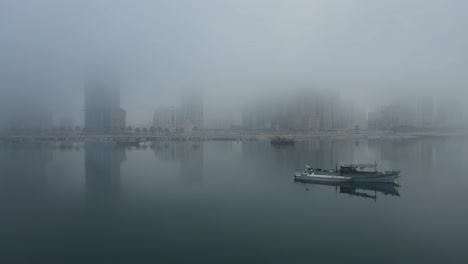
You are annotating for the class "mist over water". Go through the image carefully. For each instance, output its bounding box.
[1,138,468,263]
[2,1,468,263]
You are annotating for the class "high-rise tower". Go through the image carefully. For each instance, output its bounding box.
[84,75,126,134]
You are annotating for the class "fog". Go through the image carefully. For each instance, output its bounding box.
[1,0,468,130]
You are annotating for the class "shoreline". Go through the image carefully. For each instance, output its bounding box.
[1,131,467,142]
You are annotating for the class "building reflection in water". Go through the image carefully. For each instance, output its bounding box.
[0,142,52,201]
[294,139,356,169]
[85,142,126,213]
[0,142,54,263]
[368,138,434,179]
[295,180,401,202]
[249,137,434,180]
[152,141,204,183]
[241,139,356,174]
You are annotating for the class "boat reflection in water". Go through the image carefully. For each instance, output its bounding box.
[295,179,401,201]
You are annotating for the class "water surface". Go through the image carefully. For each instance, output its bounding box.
[1,138,467,263]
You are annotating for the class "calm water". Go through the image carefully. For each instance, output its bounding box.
[1,138,467,263]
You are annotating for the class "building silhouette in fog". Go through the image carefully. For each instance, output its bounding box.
[242,101,277,130]
[180,89,204,131]
[372,98,434,131]
[293,90,333,131]
[242,96,295,131]
[241,89,337,131]
[381,103,417,129]
[9,107,53,134]
[84,75,126,134]
[434,97,465,130]
[153,106,181,132]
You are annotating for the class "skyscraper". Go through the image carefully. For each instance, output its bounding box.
[416,96,434,129]
[180,89,203,131]
[381,102,418,130]
[241,96,295,131]
[84,76,126,134]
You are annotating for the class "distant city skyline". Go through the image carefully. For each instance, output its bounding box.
[3,81,468,134]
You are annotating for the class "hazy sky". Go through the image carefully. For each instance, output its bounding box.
[1,0,468,125]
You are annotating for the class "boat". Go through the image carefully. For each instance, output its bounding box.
[294,163,400,183]
[270,136,295,146]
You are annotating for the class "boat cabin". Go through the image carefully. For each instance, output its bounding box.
[340,163,377,175]
[305,167,324,174]
[340,165,358,175]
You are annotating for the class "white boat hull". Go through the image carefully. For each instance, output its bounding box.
[294,172,400,183]
[294,164,400,183]
[294,173,352,183]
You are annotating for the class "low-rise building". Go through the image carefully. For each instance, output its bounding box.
[153,106,180,132]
